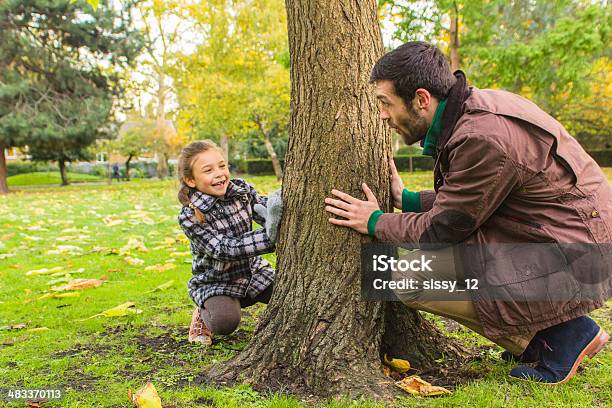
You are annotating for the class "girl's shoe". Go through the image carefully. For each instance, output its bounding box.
[188,307,212,346]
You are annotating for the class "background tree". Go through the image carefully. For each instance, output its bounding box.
[0,0,143,191]
[381,0,611,149]
[248,62,290,180]
[173,0,290,171]
[132,0,187,178]
[210,0,464,399]
[111,114,152,180]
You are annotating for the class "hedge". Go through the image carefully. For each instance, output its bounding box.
[238,159,285,175]
[7,161,58,176]
[234,149,611,175]
[587,149,612,167]
[393,155,435,171]
[6,149,609,179]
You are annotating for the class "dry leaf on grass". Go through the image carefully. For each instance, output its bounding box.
[102,216,124,226]
[128,382,162,408]
[51,278,105,292]
[125,256,145,266]
[80,302,142,320]
[0,323,27,331]
[38,292,81,300]
[395,375,451,397]
[26,267,64,276]
[383,354,411,373]
[26,327,50,333]
[144,263,176,272]
[120,238,148,255]
[46,245,83,255]
[146,280,175,293]
[170,251,190,257]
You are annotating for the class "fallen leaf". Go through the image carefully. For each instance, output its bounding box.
[144,263,176,272]
[384,354,411,373]
[146,280,175,293]
[0,323,27,331]
[26,327,50,333]
[125,257,145,266]
[120,238,148,255]
[46,245,83,255]
[103,216,124,226]
[395,375,451,397]
[38,292,81,300]
[56,235,90,242]
[21,233,43,241]
[47,276,73,285]
[128,382,162,408]
[26,267,64,276]
[51,278,105,292]
[80,302,142,320]
[170,251,190,257]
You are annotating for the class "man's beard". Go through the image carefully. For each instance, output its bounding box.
[398,107,429,145]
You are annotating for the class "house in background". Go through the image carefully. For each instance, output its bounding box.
[4,146,30,161]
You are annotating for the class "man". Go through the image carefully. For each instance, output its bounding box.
[324,41,611,384]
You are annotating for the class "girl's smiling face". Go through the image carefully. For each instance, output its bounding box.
[184,149,230,197]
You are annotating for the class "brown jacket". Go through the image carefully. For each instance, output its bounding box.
[375,87,612,338]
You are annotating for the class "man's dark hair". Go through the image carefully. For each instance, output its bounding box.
[370,41,455,106]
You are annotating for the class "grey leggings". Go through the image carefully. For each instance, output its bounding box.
[199,285,274,335]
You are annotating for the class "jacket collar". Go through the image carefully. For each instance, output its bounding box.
[188,180,249,212]
[421,98,447,157]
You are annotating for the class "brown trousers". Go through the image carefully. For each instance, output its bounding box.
[199,285,273,335]
[392,246,534,355]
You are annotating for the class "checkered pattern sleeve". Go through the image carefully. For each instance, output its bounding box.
[179,208,274,261]
[235,178,268,226]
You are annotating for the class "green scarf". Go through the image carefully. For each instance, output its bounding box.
[422,99,447,157]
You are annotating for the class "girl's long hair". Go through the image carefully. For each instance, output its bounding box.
[177,140,223,223]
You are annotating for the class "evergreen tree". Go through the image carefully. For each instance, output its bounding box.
[0,0,143,191]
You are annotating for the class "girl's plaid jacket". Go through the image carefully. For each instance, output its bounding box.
[178,179,275,307]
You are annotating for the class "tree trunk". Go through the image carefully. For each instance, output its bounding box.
[254,117,283,180]
[449,1,460,71]
[263,133,283,180]
[125,154,133,181]
[0,142,8,194]
[58,159,69,186]
[209,0,464,400]
[155,70,169,179]
[219,133,229,162]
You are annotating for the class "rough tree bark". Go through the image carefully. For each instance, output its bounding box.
[125,154,133,181]
[58,159,69,186]
[219,134,229,162]
[449,1,460,71]
[155,71,169,179]
[0,143,8,194]
[254,115,283,180]
[210,0,465,400]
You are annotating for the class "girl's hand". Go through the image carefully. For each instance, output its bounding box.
[389,159,404,210]
[254,189,283,243]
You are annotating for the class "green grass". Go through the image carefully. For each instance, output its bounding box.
[0,172,610,407]
[8,171,103,186]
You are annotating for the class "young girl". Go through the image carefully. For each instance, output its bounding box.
[177,140,281,345]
